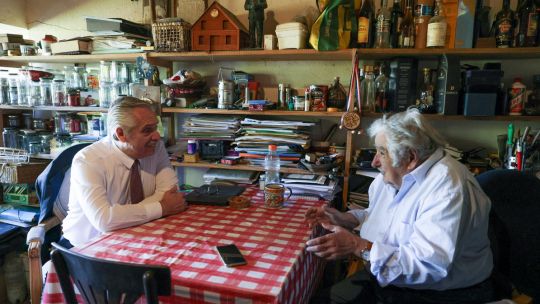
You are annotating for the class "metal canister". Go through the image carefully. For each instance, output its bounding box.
[218,81,234,109]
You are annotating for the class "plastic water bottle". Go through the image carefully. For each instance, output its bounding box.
[264,144,280,185]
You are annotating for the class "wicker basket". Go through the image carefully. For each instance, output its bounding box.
[152,18,192,52]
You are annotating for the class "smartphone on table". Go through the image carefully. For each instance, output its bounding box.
[215,244,247,267]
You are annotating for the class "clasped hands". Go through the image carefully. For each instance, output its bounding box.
[304,206,366,260]
[160,186,188,216]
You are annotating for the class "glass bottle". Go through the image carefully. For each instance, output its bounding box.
[52,79,66,106]
[361,65,376,113]
[375,0,392,48]
[390,0,403,48]
[357,0,376,48]
[375,63,389,112]
[418,67,436,113]
[17,67,29,106]
[494,0,516,48]
[414,0,433,48]
[426,0,447,48]
[473,0,492,47]
[515,0,538,47]
[0,70,9,105]
[264,144,281,185]
[399,0,416,47]
[8,73,18,105]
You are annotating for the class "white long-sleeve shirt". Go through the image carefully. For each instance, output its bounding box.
[349,148,493,290]
[63,137,178,247]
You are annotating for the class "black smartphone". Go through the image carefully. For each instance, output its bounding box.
[215,244,247,267]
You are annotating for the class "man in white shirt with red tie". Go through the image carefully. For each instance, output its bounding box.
[63,96,187,247]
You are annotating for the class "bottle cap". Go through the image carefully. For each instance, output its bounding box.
[268,144,277,151]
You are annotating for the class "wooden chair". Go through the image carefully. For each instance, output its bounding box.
[50,242,171,304]
[26,143,90,303]
[476,169,540,303]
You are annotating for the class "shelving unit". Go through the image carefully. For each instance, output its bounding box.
[2,47,540,208]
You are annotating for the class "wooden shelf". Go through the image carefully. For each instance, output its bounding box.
[0,53,144,66]
[0,105,108,113]
[2,48,540,68]
[161,108,345,117]
[362,112,540,121]
[171,161,312,174]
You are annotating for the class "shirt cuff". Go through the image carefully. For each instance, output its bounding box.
[144,202,163,220]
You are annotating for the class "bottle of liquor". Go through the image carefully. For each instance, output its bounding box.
[414,0,434,48]
[426,0,447,48]
[361,65,376,112]
[350,0,363,48]
[418,67,436,113]
[375,63,389,112]
[358,0,377,48]
[375,0,392,48]
[399,0,416,47]
[494,0,516,47]
[473,0,493,47]
[390,0,404,48]
[515,0,538,47]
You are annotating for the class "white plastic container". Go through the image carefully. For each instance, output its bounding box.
[275,22,308,50]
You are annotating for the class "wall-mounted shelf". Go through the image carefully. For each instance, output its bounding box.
[362,113,540,121]
[161,108,346,117]
[0,105,108,113]
[171,161,312,174]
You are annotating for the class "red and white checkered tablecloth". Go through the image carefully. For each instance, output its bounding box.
[41,186,327,304]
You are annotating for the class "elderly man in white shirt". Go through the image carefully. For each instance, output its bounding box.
[305,108,496,304]
[62,97,187,247]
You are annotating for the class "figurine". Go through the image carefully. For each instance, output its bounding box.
[245,0,267,48]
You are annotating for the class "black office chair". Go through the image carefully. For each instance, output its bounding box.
[50,242,171,304]
[476,169,540,302]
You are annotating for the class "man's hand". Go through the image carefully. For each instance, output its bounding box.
[306,223,365,260]
[160,186,187,217]
[304,206,348,228]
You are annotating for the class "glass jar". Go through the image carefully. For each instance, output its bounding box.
[55,133,72,148]
[63,66,74,89]
[52,79,66,106]
[27,80,41,106]
[110,61,119,83]
[120,62,130,83]
[2,127,19,148]
[67,89,80,106]
[8,73,18,105]
[99,82,113,108]
[100,61,111,83]
[28,140,42,155]
[7,115,20,127]
[73,66,86,89]
[40,133,53,154]
[18,129,37,152]
[33,119,46,131]
[22,112,33,129]
[0,73,9,105]
[39,77,53,106]
[17,67,29,106]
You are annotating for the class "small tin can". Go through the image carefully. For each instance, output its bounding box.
[218,81,234,109]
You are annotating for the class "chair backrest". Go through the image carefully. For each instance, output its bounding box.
[476,169,540,301]
[50,242,171,304]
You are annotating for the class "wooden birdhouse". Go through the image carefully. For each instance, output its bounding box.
[191,1,249,51]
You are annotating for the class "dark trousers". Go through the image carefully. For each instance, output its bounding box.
[311,269,498,304]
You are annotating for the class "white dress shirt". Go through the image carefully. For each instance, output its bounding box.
[63,137,178,247]
[349,148,493,290]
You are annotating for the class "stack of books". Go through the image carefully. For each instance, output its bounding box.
[180,116,240,140]
[281,174,339,200]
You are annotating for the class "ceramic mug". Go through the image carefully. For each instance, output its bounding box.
[264,183,292,208]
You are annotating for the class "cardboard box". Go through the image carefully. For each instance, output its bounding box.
[51,38,91,54]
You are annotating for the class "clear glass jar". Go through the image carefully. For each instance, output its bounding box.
[73,66,86,89]
[27,80,41,106]
[40,133,53,154]
[17,67,29,106]
[39,77,53,106]
[18,129,37,152]
[120,62,130,83]
[63,66,74,89]
[0,72,9,105]
[100,61,111,83]
[99,82,113,108]
[22,112,33,129]
[7,115,19,127]
[2,127,19,148]
[110,61,119,83]
[67,89,80,106]
[28,140,42,155]
[8,73,19,105]
[52,79,66,106]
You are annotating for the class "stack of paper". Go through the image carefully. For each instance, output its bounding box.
[203,168,258,184]
[281,174,339,200]
[234,118,314,165]
[180,116,240,140]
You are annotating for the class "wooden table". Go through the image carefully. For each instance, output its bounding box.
[41,186,327,303]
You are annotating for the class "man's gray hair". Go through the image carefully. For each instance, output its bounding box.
[367,108,447,167]
[107,96,156,140]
